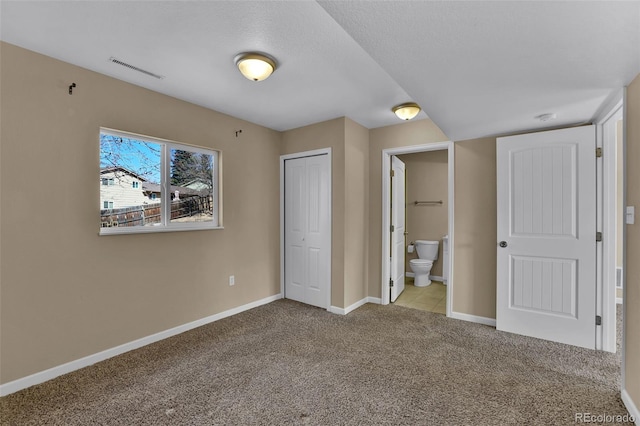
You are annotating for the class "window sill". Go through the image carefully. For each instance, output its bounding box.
[99,224,224,236]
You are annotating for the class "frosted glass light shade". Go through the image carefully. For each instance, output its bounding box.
[392,103,421,120]
[235,53,277,81]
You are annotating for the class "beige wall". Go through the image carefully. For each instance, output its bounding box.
[281,118,346,308]
[368,121,497,319]
[344,119,370,307]
[281,117,369,309]
[452,138,497,318]
[624,73,640,413]
[0,43,282,383]
[368,120,449,300]
[397,150,449,277]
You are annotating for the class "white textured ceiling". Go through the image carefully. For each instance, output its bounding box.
[318,1,640,140]
[1,1,639,140]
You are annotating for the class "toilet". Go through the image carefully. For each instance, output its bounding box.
[409,240,439,287]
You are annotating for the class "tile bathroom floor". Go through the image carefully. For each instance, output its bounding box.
[393,278,447,314]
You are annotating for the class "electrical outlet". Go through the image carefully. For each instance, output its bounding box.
[229,275,235,286]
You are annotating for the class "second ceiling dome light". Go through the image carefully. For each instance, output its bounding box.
[235,52,277,81]
[392,102,421,120]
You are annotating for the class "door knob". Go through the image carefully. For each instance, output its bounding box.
[499,241,508,248]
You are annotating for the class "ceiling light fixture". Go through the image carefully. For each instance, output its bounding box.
[392,102,421,121]
[235,52,277,81]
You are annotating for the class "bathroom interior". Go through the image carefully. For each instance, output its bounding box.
[394,149,449,314]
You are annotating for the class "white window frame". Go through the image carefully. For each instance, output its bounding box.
[99,127,223,235]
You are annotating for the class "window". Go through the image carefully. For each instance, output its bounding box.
[99,128,221,234]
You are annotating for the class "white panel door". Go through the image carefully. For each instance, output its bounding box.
[390,156,406,302]
[285,155,330,309]
[497,126,596,349]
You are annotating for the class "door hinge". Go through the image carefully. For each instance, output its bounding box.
[596,232,602,242]
[596,315,602,326]
[390,225,395,233]
[389,278,394,288]
[596,147,602,158]
[391,169,395,177]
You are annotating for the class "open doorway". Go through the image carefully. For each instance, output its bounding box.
[380,142,454,317]
[393,150,449,314]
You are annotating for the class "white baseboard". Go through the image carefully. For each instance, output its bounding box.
[329,297,382,315]
[405,272,414,277]
[621,389,640,425]
[617,297,624,305]
[0,294,283,397]
[449,311,497,327]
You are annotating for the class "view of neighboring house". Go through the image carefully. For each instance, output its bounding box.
[100,166,209,211]
[100,167,155,210]
[182,178,211,192]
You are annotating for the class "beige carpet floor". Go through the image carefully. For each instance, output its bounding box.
[0,300,630,425]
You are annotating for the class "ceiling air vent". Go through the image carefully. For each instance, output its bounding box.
[108,57,164,80]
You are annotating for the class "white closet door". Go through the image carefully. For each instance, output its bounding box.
[284,154,330,309]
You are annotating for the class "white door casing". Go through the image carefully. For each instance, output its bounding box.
[596,98,623,353]
[390,156,406,302]
[496,126,596,349]
[380,142,454,317]
[284,154,331,309]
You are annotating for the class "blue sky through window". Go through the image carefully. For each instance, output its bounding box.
[100,133,161,183]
